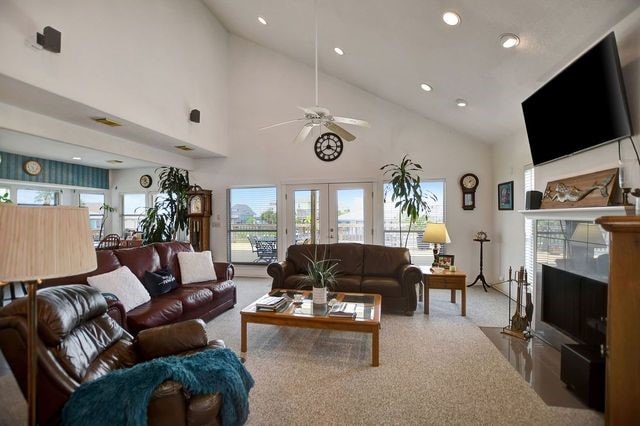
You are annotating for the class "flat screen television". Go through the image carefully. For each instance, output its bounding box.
[522,32,633,166]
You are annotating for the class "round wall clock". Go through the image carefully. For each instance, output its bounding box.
[460,173,479,191]
[139,174,153,188]
[23,160,42,176]
[314,133,343,162]
[460,173,479,210]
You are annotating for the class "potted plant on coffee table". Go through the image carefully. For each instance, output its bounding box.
[301,248,338,305]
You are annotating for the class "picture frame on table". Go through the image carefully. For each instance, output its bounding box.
[498,181,514,210]
[438,254,455,269]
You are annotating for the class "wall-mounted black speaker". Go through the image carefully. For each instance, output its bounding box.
[36,26,61,53]
[526,190,543,210]
[189,109,200,123]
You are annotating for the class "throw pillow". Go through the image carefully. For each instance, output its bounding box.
[177,251,217,284]
[143,267,178,297]
[87,266,151,311]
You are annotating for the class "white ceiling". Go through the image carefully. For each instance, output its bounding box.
[205,0,640,143]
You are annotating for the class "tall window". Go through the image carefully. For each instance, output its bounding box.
[80,193,105,242]
[16,188,60,206]
[122,193,147,233]
[228,187,277,264]
[524,165,535,278]
[383,180,445,266]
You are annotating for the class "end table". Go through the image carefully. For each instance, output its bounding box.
[421,266,467,316]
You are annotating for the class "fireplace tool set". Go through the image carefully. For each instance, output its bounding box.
[502,266,534,340]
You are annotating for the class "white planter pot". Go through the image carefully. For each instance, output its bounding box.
[312,287,327,304]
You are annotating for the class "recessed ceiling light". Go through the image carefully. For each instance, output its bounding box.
[257,16,267,25]
[334,47,344,56]
[456,99,468,107]
[72,157,81,160]
[499,33,520,48]
[420,83,433,92]
[442,12,461,26]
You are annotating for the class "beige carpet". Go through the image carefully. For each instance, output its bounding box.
[0,278,602,425]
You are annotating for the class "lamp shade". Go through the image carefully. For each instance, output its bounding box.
[0,205,97,282]
[571,223,606,245]
[422,223,451,244]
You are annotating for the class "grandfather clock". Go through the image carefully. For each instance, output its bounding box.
[186,185,212,252]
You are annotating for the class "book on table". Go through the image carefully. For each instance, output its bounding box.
[329,302,357,318]
[255,296,287,311]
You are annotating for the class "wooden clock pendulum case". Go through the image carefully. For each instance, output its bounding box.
[186,185,212,252]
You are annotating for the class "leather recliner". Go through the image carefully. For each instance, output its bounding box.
[0,284,225,425]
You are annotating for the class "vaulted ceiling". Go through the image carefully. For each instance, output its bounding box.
[205,0,639,143]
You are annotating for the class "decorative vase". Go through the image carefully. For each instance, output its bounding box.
[312,286,327,304]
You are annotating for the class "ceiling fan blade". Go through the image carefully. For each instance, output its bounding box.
[293,124,313,144]
[259,119,306,131]
[332,116,371,128]
[325,122,356,142]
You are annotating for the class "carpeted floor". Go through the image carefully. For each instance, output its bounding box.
[0,278,603,425]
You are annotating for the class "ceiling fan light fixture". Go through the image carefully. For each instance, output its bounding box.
[257,16,268,25]
[456,99,468,108]
[334,47,344,56]
[420,83,433,92]
[442,12,461,26]
[499,33,520,48]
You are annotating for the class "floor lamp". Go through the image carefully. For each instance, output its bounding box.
[422,223,451,267]
[0,205,96,426]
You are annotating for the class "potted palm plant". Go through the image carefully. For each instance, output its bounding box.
[301,248,338,305]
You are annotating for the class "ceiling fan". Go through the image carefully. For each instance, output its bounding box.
[259,3,370,144]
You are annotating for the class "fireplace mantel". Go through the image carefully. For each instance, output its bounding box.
[519,206,634,222]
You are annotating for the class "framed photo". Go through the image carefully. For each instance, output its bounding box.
[498,181,514,211]
[438,254,455,269]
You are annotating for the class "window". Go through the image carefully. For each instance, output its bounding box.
[228,187,277,264]
[122,193,147,233]
[383,180,445,266]
[16,188,60,206]
[80,193,105,242]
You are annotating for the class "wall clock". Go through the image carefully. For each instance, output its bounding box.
[460,173,479,210]
[186,185,212,252]
[23,160,42,176]
[139,174,153,188]
[314,133,343,162]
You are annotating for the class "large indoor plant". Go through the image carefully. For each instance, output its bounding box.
[301,248,338,304]
[381,155,437,247]
[139,167,190,243]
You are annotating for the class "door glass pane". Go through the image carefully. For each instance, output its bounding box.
[336,189,365,243]
[123,193,147,233]
[294,190,320,244]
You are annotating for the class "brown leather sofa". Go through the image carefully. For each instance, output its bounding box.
[43,242,236,334]
[267,243,422,314]
[0,285,226,425]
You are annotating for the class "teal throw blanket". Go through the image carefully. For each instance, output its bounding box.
[62,348,254,426]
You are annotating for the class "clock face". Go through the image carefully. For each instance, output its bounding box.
[139,174,152,188]
[314,133,343,162]
[190,196,202,214]
[461,173,478,190]
[23,160,42,176]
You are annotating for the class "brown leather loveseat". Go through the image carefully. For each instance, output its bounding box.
[43,242,236,334]
[267,243,422,314]
[0,285,227,425]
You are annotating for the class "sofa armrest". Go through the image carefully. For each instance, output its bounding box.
[106,299,127,330]
[398,264,422,313]
[267,260,295,289]
[137,319,209,360]
[213,262,235,281]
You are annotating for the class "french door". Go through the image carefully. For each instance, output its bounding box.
[285,182,373,247]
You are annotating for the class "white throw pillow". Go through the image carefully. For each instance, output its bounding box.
[178,251,217,284]
[87,266,151,311]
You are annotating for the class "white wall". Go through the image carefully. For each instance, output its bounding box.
[188,36,494,277]
[490,7,640,286]
[0,0,229,155]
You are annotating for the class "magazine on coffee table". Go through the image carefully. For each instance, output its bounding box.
[329,302,357,318]
[255,296,287,312]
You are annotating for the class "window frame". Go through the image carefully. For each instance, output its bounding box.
[121,192,149,234]
[78,191,106,242]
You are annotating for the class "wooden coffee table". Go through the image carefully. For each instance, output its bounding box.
[241,290,382,366]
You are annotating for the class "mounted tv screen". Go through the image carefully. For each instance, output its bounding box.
[522,32,632,166]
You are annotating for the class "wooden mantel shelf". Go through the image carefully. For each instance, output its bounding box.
[519,206,635,221]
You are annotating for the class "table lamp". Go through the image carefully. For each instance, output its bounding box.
[0,205,97,426]
[422,223,451,266]
[571,223,606,245]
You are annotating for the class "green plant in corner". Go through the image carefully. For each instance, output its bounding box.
[139,167,190,244]
[381,155,437,248]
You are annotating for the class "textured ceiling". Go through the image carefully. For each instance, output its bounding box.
[205,0,640,143]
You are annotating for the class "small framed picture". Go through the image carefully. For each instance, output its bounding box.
[438,254,455,269]
[498,181,514,211]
